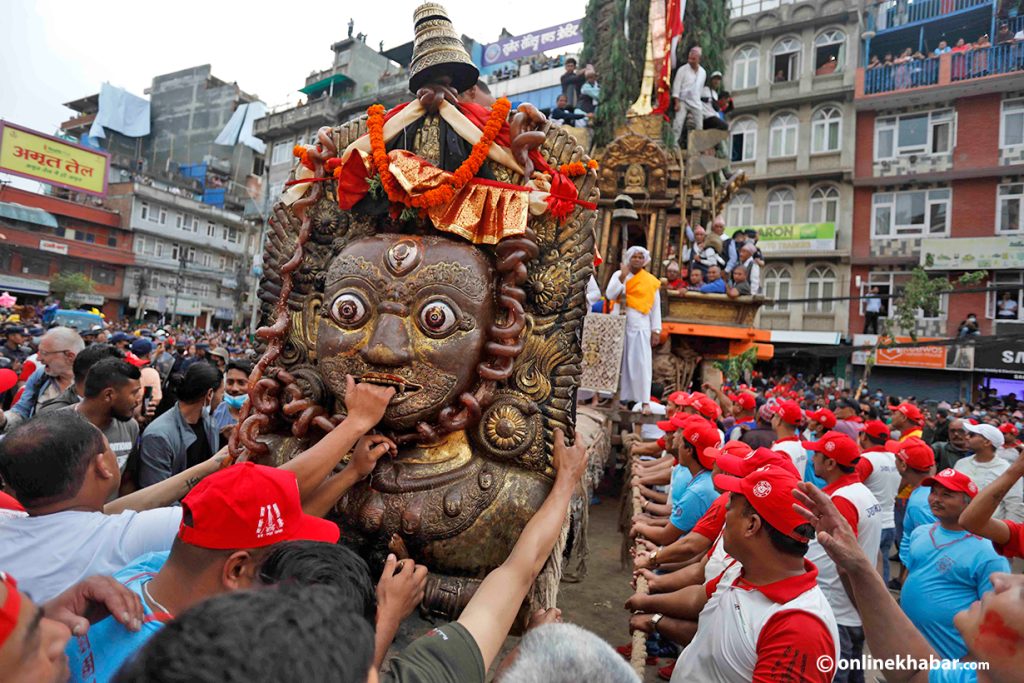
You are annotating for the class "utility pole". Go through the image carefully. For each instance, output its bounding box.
[134,270,149,321]
[171,250,188,325]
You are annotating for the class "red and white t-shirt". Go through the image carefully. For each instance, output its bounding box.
[806,474,882,627]
[771,437,808,480]
[856,449,901,529]
[672,559,839,682]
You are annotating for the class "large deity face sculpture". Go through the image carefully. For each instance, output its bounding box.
[315,234,495,433]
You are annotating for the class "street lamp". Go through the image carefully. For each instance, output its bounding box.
[170,251,189,325]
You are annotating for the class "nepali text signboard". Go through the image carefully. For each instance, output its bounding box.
[920,236,1024,271]
[0,122,109,197]
[734,223,836,253]
[974,339,1024,376]
[482,20,583,66]
[852,334,974,372]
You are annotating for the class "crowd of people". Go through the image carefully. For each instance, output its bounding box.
[618,370,1024,681]
[660,216,764,298]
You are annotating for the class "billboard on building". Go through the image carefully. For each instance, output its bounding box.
[734,223,836,253]
[920,236,1024,271]
[481,20,583,66]
[974,338,1024,376]
[852,334,974,372]
[0,122,109,197]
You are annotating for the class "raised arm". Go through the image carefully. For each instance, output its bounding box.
[959,453,1024,545]
[279,375,394,500]
[105,448,228,514]
[793,483,933,683]
[457,428,588,670]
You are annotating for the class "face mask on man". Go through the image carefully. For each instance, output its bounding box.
[222,393,247,410]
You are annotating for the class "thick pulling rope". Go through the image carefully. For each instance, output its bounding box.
[629,452,650,677]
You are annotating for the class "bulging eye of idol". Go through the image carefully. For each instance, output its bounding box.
[417,299,459,336]
[330,292,369,328]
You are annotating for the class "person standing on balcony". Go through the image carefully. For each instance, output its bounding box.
[864,286,882,334]
[606,246,662,415]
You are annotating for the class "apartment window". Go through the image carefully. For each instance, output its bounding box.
[875,109,954,160]
[271,140,294,165]
[155,241,164,258]
[805,265,836,313]
[207,222,216,237]
[22,254,49,276]
[107,235,117,248]
[813,29,845,73]
[219,256,227,270]
[730,118,757,162]
[764,266,792,311]
[727,191,754,227]
[732,45,759,90]
[809,185,840,223]
[866,271,946,319]
[768,113,798,158]
[187,247,196,262]
[766,188,796,224]
[227,228,239,244]
[872,188,950,238]
[989,272,1023,320]
[1001,99,1024,149]
[771,38,801,83]
[93,266,116,286]
[171,243,181,261]
[997,182,1024,233]
[140,202,149,221]
[811,106,842,153]
[252,154,266,176]
[158,207,167,225]
[175,214,183,229]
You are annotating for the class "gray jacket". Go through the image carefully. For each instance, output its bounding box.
[138,403,217,488]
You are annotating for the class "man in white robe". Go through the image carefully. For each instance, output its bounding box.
[606,246,662,414]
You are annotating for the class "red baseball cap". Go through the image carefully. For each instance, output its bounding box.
[805,408,836,430]
[862,419,891,440]
[802,431,861,467]
[679,417,722,469]
[178,462,340,550]
[922,468,979,498]
[656,417,680,433]
[895,402,924,425]
[0,571,20,649]
[714,467,812,541]
[714,445,800,479]
[999,423,1019,437]
[667,391,689,407]
[734,392,756,412]
[887,437,935,471]
[771,400,803,426]
[702,440,753,469]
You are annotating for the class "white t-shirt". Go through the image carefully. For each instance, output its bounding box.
[771,438,808,480]
[632,401,667,440]
[955,455,1024,523]
[0,507,182,601]
[859,449,901,529]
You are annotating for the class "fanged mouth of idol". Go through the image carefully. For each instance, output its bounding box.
[355,372,424,398]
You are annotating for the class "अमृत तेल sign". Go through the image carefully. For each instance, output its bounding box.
[0,122,109,197]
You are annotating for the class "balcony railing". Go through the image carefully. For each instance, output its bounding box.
[867,0,992,34]
[864,56,940,94]
[857,47,1024,98]
[728,0,794,18]
[951,43,1024,81]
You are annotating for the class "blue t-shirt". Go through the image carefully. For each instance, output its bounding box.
[670,469,718,534]
[803,456,826,488]
[67,551,170,683]
[670,464,693,507]
[212,401,238,433]
[901,524,1008,660]
[900,486,936,565]
[699,279,727,294]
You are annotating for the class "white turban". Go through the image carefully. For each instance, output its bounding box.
[624,246,651,267]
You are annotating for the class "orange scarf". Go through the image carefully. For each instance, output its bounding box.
[624,270,661,314]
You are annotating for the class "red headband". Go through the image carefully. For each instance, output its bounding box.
[0,572,21,649]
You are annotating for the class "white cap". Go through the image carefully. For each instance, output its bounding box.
[964,422,1005,448]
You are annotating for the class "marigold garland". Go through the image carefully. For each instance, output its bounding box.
[587,159,599,170]
[292,145,314,171]
[366,98,512,210]
[559,161,587,177]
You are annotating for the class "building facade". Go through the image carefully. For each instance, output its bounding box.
[103,182,258,328]
[724,0,862,364]
[849,0,1024,399]
[0,185,135,318]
